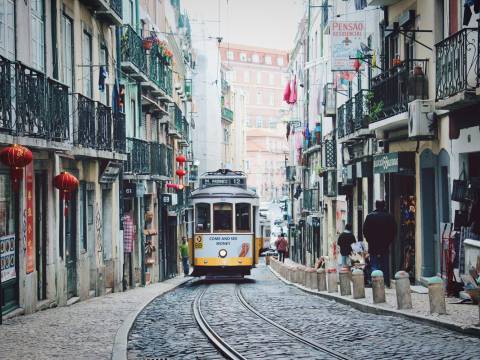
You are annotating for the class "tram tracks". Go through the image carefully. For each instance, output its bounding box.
[192,283,351,360]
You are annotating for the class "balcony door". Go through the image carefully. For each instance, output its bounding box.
[0,0,15,60]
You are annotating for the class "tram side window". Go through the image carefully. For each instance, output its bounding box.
[213,203,233,232]
[196,203,211,233]
[235,203,251,232]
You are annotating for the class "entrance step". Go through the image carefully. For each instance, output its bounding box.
[66,297,80,306]
[36,299,55,311]
[2,307,25,321]
[106,288,113,295]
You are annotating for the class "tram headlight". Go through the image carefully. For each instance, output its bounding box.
[218,249,227,258]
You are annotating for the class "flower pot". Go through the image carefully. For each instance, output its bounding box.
[392,58,401,67]
[143,39,153,50]
[413,66,423,76]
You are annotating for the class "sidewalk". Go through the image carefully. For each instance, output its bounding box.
[0,276,189,360]
[271,258,480,337]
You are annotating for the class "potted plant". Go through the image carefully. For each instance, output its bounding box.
[143,37,154,50]
[392,55,401,67]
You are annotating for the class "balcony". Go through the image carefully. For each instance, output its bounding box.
[0,56,12,132]
[221,106,234,123]
[169,104,183,138]
[80,0,122,26]
[323,138,337,169]
[75,94,115,152]
[125,138,151,174]
[303,188,320,212]
[178,119,190,147]
[146,44,173,100]
[120,25,148,82]
[354,89,370,131]
[370,59,428,123]
[323,83,337,117]
[113,112,126,153]
[337,104,345,139]
[436,27,480,109]
[345,98,354,136]
[166,147,173,177]
[150,142,170,177]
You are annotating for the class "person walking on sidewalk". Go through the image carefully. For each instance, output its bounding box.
[179,237,189,276]
[363,200,396,287]
[275,233,288,263]
[337,223,356,267]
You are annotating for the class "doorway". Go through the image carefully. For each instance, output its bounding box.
[63,193,77,299]
[35,172,48,301]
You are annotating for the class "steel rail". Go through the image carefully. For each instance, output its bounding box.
[192,286,247,360]
[235,285,351,360]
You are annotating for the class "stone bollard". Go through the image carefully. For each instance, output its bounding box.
[266,255,270,266]
[309,269,318,290]
[301,267,307,286]
[427,276,446,315]
[305,268,312,288]
[352,268,365,299]
[317,269,327,291]
[395,271,412,310]
[339,267,352,296]
[371,270,386,303]
[327,268,338,293]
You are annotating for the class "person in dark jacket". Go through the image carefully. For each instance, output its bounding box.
[363,200,396,286]
[337,224,356,267]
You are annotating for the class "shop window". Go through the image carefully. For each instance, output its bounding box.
[235,203,251,232]
[213,203,233,232]
[195,203,210,233]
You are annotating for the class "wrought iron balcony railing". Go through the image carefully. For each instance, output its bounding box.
[323,138,337,169]
[174,104,184,134]
[166,147,173,177]
[150,142,162,176]
[354,89,370,131]
[76,94,96,148]
[96,102,113,151]
[121,25,147,75]
[337,104,345,138]
[436,27,479,101]
[113,112,126,153]
[149,44,173,95]
[110,0,122,17]
[0,56,12,132]
[371,59,428,122]
[125,137,151,174]
[345,98,355,136]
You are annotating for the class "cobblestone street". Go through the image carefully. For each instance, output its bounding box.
[128,263,479,360]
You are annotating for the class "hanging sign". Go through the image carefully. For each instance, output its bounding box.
[331,21,366,71]
[0,234,16,282]
[25,162,34,274]
[99,161,122,184]
[373,152,415,174]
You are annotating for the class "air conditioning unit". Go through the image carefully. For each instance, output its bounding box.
[408,100,436,139]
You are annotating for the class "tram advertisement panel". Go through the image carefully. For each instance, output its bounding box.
[194,234,253,265]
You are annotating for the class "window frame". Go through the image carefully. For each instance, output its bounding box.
[235,203,251,232]
[213,202,233,233]
[195,203,211,233]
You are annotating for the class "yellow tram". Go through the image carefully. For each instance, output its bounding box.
[189,169,260,277]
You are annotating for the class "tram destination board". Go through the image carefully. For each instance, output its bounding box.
[201,177,246,188]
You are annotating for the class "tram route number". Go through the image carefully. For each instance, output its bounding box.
[194,235,203,249]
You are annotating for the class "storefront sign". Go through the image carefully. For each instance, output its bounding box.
[373,152,415,174]
[99,161,121,184]
[0,234,16,281]
[25,163,34,274]
[331,21,366,70]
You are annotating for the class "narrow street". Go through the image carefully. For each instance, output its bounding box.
[127,263,479,360]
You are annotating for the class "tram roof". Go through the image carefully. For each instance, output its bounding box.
[190,185,258,199]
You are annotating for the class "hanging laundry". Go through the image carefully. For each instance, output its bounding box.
[304,125,311,141]
[112,79,119,113]
[286,122,291,140]
[464,3,473,25]
[283,79,291,103]
[99,66,108,92]
[288,76,297,104]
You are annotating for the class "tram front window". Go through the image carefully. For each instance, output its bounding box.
[213,203,233,232]
[195,203,211,233]
[235,203,251,232]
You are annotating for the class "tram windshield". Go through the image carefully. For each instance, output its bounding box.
[195,203,211,233]
[213,203,233,232]
[235,203,251,232]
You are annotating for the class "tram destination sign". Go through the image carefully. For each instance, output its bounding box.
[201,177,246,188]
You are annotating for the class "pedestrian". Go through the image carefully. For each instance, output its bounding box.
[363,200,396,287]
[275,233,288,262]
[122,203,135,290]
[337,223,356,267]
[179,237,189,276]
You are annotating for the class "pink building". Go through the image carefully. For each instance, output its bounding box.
[219,43,289,201]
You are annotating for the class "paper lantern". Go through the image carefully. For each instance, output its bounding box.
[176,168,187,177]
[53,172,79,215]
[176,154,186,163]
[0,144,33,191]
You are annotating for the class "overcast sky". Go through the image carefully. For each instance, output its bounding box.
[182,0,305,51]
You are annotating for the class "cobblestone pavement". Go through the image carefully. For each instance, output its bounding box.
[129,264,479,360]
[0,277,187,360]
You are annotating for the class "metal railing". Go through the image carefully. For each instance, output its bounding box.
[125,138,151,174]
[345,98,354,136]
[371,59,428,122]
[166,147,173,177]
[323,138,337,169]
[354,89,370,131]
[113,112,126,153]
[303,188,320,211]
[436,27,479,101]
[0,56,12,132]
[121,25,147,75]
[76,94,96,148]
[110,0,122,17]
[337,104,345,138]
[96,102,113,151]
[149,44,173,95]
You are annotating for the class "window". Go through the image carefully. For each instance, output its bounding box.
[265,55,272,65]
[256,71,262,84]
[256,116,263,128]
[243,70,250,83]
[252,53,259,63]
[269,93,274,106]
[245,160,250,170]
[277,56,284,66]
[256,92,262,105]
[61,14,74,88]
[128,0,135,27]
[236,203,251,232]
[0,0,15,59]
[196,203,211,233]
[82,31,93,98]
[269,73,275,85]
[31,0,45,71]
[240,52,247,61]
[213,203,233,232]
[227,50,234,60]
[99,45,108,105]
[269,117,277,128]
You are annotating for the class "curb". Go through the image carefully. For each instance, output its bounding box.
[268,265,480,338]
[111,277,191,360]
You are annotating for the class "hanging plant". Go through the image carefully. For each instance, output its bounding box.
[366,91,384,123]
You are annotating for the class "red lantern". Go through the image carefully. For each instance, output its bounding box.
[53,172,79,215]
[176,168,187,177]
[0,144,33,191]
[176,154,186,163]
[353,59,361,72]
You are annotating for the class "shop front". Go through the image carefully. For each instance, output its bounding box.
[374,152,416,281]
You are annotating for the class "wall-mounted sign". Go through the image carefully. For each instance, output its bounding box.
[123,182,137,198]
[99,161,122,183]
[331,20,366,71]
[161,193,172,205]
[373,152,415,174]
